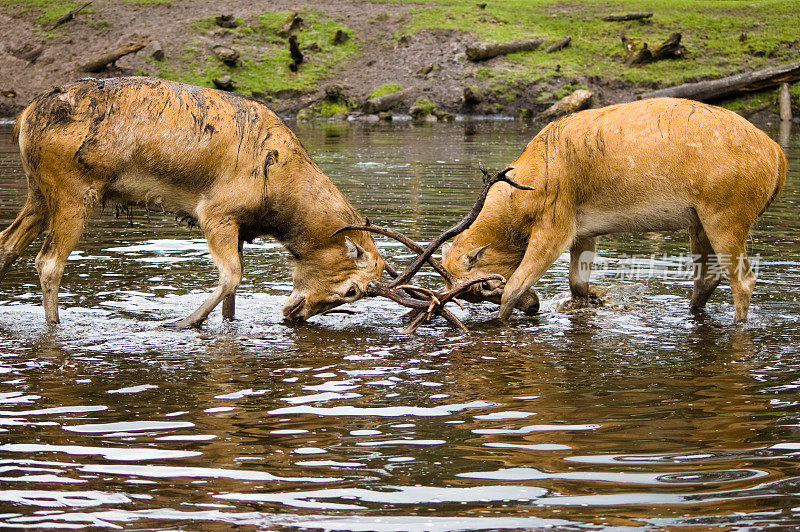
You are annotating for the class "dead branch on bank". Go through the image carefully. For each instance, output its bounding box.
[47,1,92,31]
[546,36,571,53]
[79,39,147,72]
[466,38,545,61]
[602,12,652,22]
[641,60,800,101]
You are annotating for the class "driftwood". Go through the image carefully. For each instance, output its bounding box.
[626,33,685,66]
[215,14,238,28]
[545,36,571,53]
[466,37,544,61]
[333,30,350,45]
[779,83,793,121]
[47,1,92,31]
[642,60,800,101]
[212,45,240,66]
[288,35,304,72]
[602,12,652,22]
[79,40,146,72]
[363,89,409,114]
[277,12,303,37]
[212,76,234,91]
[538,89,593,120]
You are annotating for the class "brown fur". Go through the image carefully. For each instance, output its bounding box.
[1,77,384,327]
[442,98,786,323]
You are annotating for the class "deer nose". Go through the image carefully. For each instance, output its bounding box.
[282,294,307,320]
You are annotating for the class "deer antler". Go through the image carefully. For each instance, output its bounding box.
[339,164,534,333]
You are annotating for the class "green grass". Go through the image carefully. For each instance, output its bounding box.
[0,0,90,25]
[412,97,436,112]
[155,10,359,96]
[318,99,350,115]
[368,82,403,99]
[392,0,799,90]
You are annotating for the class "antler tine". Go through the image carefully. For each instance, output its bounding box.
[385,164,531,289]
[478,161,491,180]
[332,223,454,283]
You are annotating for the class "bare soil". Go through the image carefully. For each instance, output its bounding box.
[0,0,641,120]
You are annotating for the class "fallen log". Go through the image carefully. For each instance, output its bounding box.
[545,36,571,53]
[779,83,792,121]
[538,89,593,120]
[277,12,303,37]
[627,33,685,66]
[79,39,146,72]
[652,33,685,60]
[47,1,92,31]
[602,12,652,22]
[363,89,409,114]
[466,37,544,61]
[288,35,304,72]
[641,60,800,101]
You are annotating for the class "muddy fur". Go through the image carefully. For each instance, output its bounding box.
[1,76,384,326]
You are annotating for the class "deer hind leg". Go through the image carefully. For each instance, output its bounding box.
[698,211,756,324]
[35,196,92,325]
[568,236,596,300]
[168,218,242,329]
[221,238,244,321]
[499,223,575,320]
[688,219,720,311]
[0,186,49,282]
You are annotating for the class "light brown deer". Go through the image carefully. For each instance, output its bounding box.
[441,98,787,323]
[1,77,384,327]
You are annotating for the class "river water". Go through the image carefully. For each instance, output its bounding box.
[0,118,798,530]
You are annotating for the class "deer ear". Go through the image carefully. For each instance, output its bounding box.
[441,242,452,261]
[345,236,371,269]
[462,244,490,271]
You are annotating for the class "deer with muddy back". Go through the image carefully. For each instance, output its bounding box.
[1,77,385,327]
[440,98,786,324]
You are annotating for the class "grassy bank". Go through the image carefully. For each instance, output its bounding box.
[1,0,798,117]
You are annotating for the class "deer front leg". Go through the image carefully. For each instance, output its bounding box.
[35,201,88,325]
[167,219,242,329]
[498,226,575,320]
[569,236,596,300]
[221,239,244,321]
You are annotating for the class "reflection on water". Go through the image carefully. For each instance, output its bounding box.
[0,119,799,530]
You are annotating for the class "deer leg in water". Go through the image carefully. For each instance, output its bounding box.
[168,220,242,329]
[221,239,244,321]
[499,224,575,320]
[568,236,596,301]
[698,209,756,324]
[35,199,89,325]
[689,219,721,311]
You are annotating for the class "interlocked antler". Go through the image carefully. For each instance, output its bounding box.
[333,164,534,333]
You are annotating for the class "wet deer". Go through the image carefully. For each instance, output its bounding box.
[441,98,786,323]
[1,77,384,327]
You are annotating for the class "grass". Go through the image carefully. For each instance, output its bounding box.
[412,97,436,112]
[0,0,89,25]
[154,10,359,96]
[368,83,403,99]
[392,0,799,90]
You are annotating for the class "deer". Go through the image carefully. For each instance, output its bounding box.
[438,98,786,324]
[0,77,385,328]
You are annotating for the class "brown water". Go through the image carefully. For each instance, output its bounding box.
[0,118,798,531]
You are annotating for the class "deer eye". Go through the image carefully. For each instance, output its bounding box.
[481,281,492,291]
[345,286,358,298]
